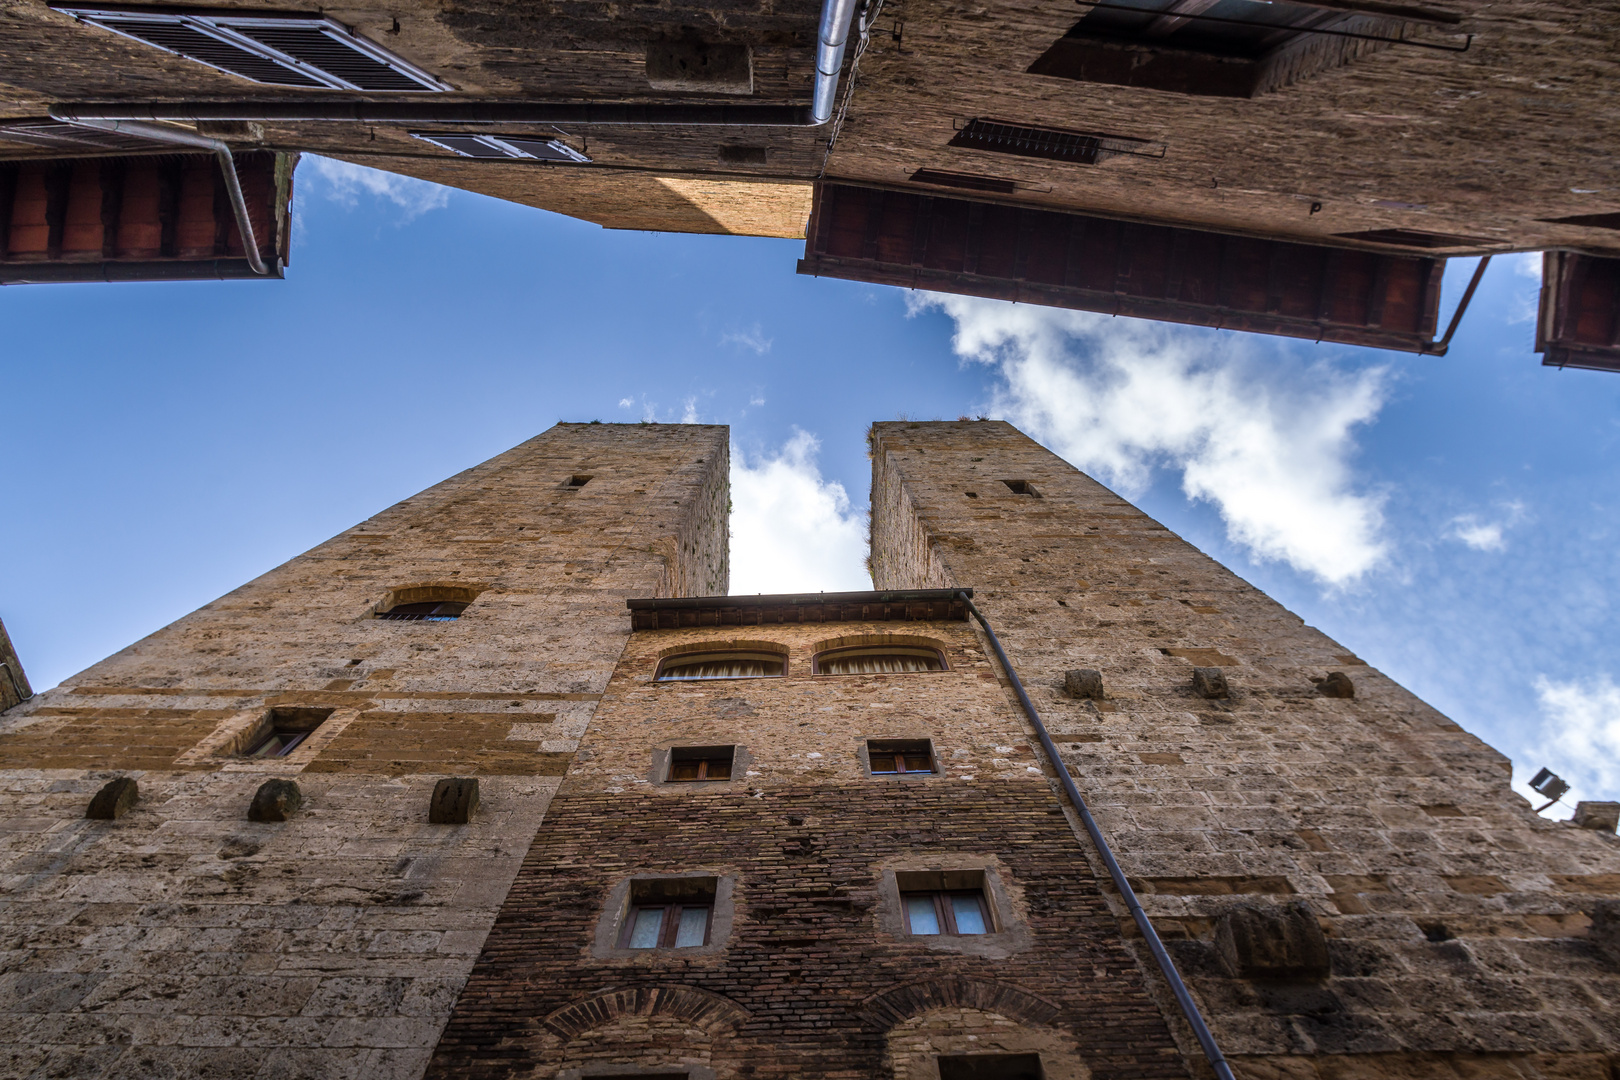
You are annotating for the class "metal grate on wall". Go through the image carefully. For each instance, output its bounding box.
[0,118,167,152]
[411,132,592,163]
[53,6,450,91]
[948,119,1165,166]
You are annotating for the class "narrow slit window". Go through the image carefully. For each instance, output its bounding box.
[868,739,935,776]
[242,707,333,758]
[668,746,735,782]
[814,646,945,676]
[656,651,785,681]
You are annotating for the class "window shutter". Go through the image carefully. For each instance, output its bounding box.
[412,133,591,164]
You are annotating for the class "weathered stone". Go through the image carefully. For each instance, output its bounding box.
[1215,902,1332,981]
[1064,668,1104,700]
[1589,900,1620,967]
[248,778,303,822]
[1192,667,1229,699]
[1572,802,1620,833]
[1317,671,1356,699]
[644,40,752,94]
[85,776,138,820]
[429,778,480,824]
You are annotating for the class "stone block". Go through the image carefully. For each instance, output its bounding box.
[1589,900,1620,967]
[1572,802,1619,833]
[1214,901,1332,980]
[1316,672,1355,699]
[85,778,138,820]
[247,780,302,823]
[429,779,479,825]
[1192,668,1229,699]
[1064,668,1104,700]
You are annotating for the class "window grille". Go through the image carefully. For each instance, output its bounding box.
[902,889,991,936]
[656,652,785,681]
[668,746,735,782]
[54,6,450,91]
[868,739,935,775]
[377,601,468,622]
[813,646,944,676]
[948,119,1164,165]
[412,132,592,164]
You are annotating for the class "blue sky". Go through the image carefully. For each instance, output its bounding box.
[3,156,1616,815]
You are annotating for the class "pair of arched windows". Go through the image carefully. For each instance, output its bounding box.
[654,645,946,681]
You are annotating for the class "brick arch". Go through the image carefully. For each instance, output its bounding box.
[860,976,1064,1031]
[541,984,752,1041]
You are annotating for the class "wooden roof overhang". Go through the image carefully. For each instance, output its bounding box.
[627,589,972,630]
[1537,251,1620,373]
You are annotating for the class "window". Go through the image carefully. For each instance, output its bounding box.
[619,878,717,950]
[242,707,333,758]
[867,739,935,776]
[910,168,1020,195]
[1002,479,1040,496]
[947,118,1164,166]
[938,1054,1047,1080]
[563,474,593,488]
[814,646,945,675]
[1334,228,1502,250]
[655,651,785,681]
[411,132,591,163]
[1026,0,1421,99]
[668,745,734,782]
[54,6,449,91]
[902,889,992,936]
[377,600,467,622]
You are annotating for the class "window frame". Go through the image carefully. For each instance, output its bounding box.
[666,745,736,783]
[616,901,714,950]
[811,645,948,676]
[654,650,787,682]
[900,888,994,937]
[239,706,334,759]
[375,599,468,622]
[866,738,937,777]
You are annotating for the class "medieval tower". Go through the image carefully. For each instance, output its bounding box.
[0,421,1615,1079]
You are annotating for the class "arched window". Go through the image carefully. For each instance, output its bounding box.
[377,600,468,622]
[655,651,785,681]
[373,583,483,622]
[813,645,945,676]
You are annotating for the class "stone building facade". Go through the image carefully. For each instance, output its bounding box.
[2,419,1614,1080]
[2,0,1618,367]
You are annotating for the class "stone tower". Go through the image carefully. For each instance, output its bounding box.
[1,419,1615,1080]
[0,422,728,1077]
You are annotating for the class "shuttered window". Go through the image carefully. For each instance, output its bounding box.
[55,7,449,91]
[412,133,592,164]
[814,646,945,675]
[656,652,785,681]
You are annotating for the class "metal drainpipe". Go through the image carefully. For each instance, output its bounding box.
[957,590,1239,1080]
[56,117,268,275]
[52,0,862,130]
[1418,254,1492,357]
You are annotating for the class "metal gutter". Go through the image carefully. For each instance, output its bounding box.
[51,117,268,274]
[956,591,1238,1080]
[1417,254,1492,356]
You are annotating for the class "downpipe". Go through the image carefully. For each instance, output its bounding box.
[957,591,1239,1080]
[55,117,268,275]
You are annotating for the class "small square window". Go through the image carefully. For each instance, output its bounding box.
[938,1054,1046,1080]
[619,877,717,950]
[897,870,995,937]
[668,746,734,782]
[867,739,935,776]
[1002,480,1040,496]
[242,707,333,758]
[564,474,593,489]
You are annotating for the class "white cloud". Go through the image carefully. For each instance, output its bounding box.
[730,430,870,595]
[1508,252,1542,324]
[307,155,450,221]
[1532,674,1620,802]
[618,398,635,409]
[913,294,1390,586]
[749,395,766,407]
[681,396,700,424]
[1446,502,1524,552]
[721,324,773,355]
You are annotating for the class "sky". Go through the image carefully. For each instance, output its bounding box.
[3,155,1617,818]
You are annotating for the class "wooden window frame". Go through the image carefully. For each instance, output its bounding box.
[900,888,993,936]
[616,901,713,950]
[811,645,947,676]
[667,746,735,783]
[654,650,787,682]
[867,739,936,776]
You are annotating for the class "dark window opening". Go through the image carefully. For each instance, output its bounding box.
[243,706,333,758]
[377,600,468,622]
[1026,1,1421,98]
[948,118,1163,165]
[1544,212,1620,232]
[564,474,593,488]
[620,877,717,950]
[1002,479,1040,496]
[938,1054,1047,1080]
[656,651,786,681]
[868,739,935,775]
[814,646,946,676]
[909,168,1020,195]
[1335,228,1504,249]
[53,6,449,91]
[668,745,735,782]
[719,145,768,165]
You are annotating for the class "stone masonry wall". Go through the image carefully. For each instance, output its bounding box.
[0,617,30,713]
[429,617,1190,1078]
[0,422,728,1080]
[868,420,1620,1080]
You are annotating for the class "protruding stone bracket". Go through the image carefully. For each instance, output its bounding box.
[541,984,752,1041]
[1314,671,1356,699]
[248,778,302,822]
[86,777,138,820]
[1064,668,1104,700]
[1572,802,1619,833]
[430,777,480,824]
[1192,667,1229,699]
